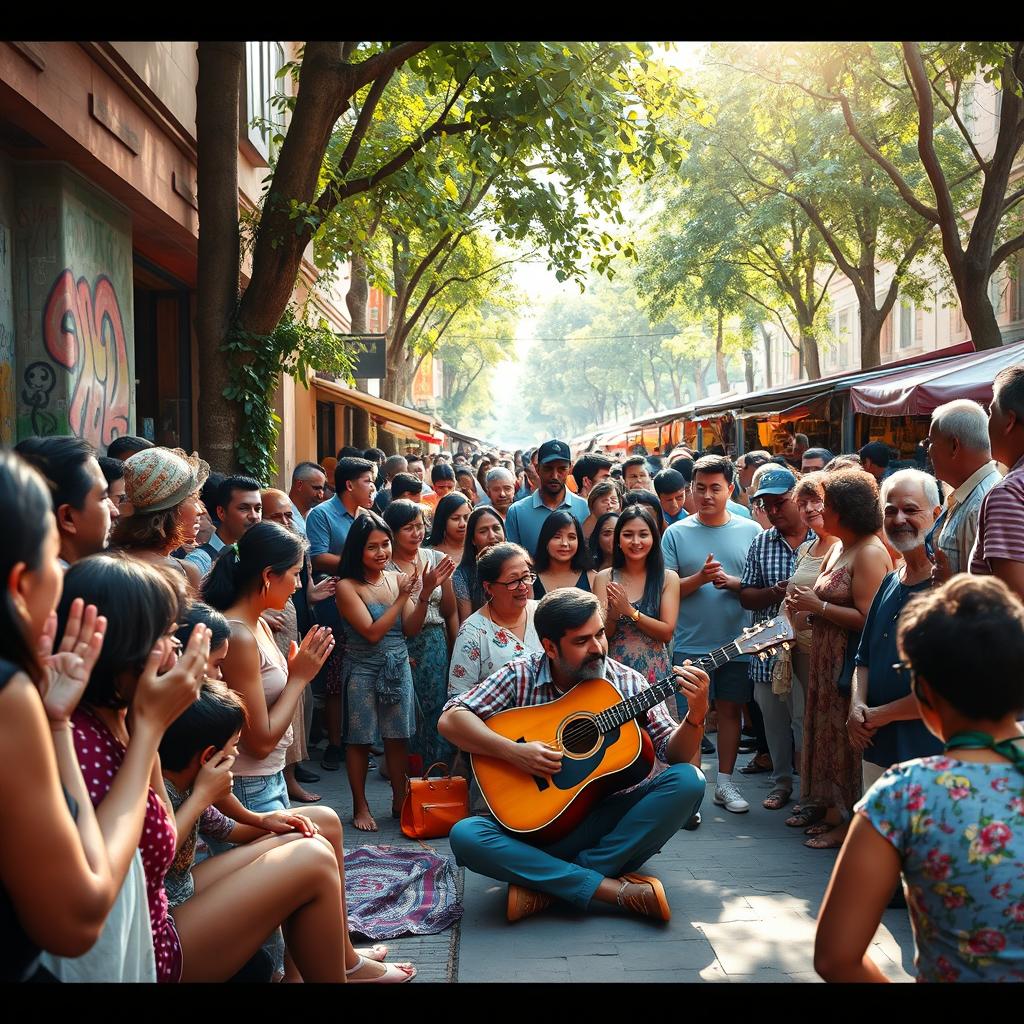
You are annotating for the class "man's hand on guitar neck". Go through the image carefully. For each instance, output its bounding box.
[506,740,563,779]
[665,662,711,766]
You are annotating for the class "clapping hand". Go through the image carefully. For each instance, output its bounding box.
[132,623,210,732]
[606,580,634,620]
[288,625,335,685]
[695,553,723,587]
[785,585,823,615]
[396,564,421,598]
[36,599,107,726]
[308,576,337,604]
[422,555,456,595]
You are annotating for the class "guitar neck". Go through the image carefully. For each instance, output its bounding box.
[595,641,742,734]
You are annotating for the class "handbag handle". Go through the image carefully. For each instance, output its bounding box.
[422,761,451,781]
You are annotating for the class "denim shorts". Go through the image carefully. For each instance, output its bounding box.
[232,770,290,815]
[672,654,754,716]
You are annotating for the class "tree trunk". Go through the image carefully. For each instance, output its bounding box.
[195,42,244,474]
[859,305,883,370]
[715,310,729,392]
[800,330,822,380]
[758,323,773,389]
[345,252,373,450]
[742,347,755,392]
[961,258,1007,351]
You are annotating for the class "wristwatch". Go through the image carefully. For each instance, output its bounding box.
[629,607,641,623]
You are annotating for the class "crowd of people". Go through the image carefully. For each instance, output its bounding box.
[4,365,1024,983]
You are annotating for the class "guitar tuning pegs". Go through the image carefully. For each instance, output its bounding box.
[758,651,768,662]
[781,642,791,651]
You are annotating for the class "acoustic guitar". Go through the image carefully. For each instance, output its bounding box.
[471,617,795,845]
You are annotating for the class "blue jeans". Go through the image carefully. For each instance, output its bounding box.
[232,770,290,814]
[448,763,705,909]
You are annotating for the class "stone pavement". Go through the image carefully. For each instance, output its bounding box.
[301,739,916,983]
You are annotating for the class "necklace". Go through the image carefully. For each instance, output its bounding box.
[487,604,526,632]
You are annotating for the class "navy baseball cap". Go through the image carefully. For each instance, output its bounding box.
[752,468,798,498]
[536,439,571,465]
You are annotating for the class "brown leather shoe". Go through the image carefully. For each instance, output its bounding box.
[617,873,671,921]
[506,884,553,922]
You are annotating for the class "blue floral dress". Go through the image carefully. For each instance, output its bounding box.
[857,755,1024,982]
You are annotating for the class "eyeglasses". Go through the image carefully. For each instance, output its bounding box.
[921,437,933,452]
[492,572,537,590]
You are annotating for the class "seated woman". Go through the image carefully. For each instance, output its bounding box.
[593,505,678,687]
[581,480,620,541]
[335,512,453,832]
[453,506,506,623]
[58,553,412,983]
[588,511,619,573]
[449,543,543,698]
[816,576,1024,983]
[112,447,209,595]
[533,510,594,598]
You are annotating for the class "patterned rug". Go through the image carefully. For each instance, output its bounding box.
[344,844,464,940]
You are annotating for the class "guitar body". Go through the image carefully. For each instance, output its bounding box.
[472,677,655,846]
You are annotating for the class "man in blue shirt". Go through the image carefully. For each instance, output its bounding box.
[184,475,262,576]
[504,440,589,556]
[305,456,376,770]
[662,455,761,819]
[654,468,688,527]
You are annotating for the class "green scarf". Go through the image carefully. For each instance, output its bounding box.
[944,731,1024,776]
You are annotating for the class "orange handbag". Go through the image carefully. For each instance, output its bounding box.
[400,761,470,840]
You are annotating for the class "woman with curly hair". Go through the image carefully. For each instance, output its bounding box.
[785,469,892,849]
[111,448,209,596]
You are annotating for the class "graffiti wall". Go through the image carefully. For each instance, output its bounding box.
[13,164,134,448]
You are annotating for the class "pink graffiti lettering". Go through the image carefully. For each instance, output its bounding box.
[43,270,130,447]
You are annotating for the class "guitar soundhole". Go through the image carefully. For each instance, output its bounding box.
[561,716,599,755]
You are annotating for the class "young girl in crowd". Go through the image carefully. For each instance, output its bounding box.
[593,506,678,686]
[533,510,594,598]
[383,499,458,771]
[453,506,506,622]
[582,480,620,540]
[427,492,472,562]
[588,511,619,572]
[449,543,542,698]
[202,522,335,817]
[112,447,209,595]
[335,512,454,832]
[816,576,1024,983]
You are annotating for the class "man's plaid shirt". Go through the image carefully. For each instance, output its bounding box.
[739,526,814,683]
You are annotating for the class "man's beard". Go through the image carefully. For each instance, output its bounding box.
[556,653,607,685]
[884,525,923,553]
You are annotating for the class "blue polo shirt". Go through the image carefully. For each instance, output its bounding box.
[504,487,589,557]
[672,500,752,523]
[305,495,357,559]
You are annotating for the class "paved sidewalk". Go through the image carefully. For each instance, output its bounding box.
[303,741,916,983]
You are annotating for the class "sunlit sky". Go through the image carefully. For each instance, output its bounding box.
[480,42,711,444]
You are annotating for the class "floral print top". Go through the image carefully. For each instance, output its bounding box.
[447,602,542,696]
[856,756,1024,982]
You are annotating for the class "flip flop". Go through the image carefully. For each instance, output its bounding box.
[355,944,389,962]
[804,821,833,837]
[762,788,792,810]
[785,805,826,829]
[346,956,416,983]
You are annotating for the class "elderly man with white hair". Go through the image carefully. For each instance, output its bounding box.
[848,469,945,796]
[925,398,1001,582]
[480,466,517,519]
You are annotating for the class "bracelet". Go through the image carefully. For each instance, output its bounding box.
[683,714,702,730]
[821,601,829,618]
[630,607,641,623]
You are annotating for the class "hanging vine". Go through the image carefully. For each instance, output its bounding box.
[222,305,357,482]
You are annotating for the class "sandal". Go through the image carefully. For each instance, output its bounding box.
[785,805,825,829]
[804,821,833,837]
[804,831,846,850]
[354,944,389,963]
[739,753,772,775]
[346,955,416,983]
[762,788,791,810]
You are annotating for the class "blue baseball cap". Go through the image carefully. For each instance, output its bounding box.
[752,468,798,498]
[536,439,571,465]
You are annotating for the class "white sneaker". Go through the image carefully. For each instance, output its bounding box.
[713,780,749,813]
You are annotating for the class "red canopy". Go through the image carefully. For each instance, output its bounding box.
[849,340,1024,417]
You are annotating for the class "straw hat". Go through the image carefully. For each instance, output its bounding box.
[123,447,210,513]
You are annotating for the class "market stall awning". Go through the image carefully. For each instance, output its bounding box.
[312,377,436,435]
[690,342,977,421]
[849,339,1024,417]
[628,400,699,429]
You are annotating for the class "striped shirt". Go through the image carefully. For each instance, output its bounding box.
[969,457,1022,575]
[441,651,678,787]
[740,526,815,683]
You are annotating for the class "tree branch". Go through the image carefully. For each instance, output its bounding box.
[990,232,1024,276]
[334,66,397,180]
[346,42,431,93]
[923,57,989,172]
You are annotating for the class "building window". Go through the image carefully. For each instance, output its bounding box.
[245,41,286,163]
[915,305,925,342]
[899,300,914,348]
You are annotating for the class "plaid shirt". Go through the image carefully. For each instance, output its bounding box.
[740,526,815,683]
[442,651,678,785]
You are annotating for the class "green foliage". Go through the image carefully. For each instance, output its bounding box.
[222,306,356,481]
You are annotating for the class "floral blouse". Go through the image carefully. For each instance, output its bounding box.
[857,756,1024,982]
[448,602,542,696]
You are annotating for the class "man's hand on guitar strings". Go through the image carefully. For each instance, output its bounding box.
[671,662,710,721]
[506,739,564,779]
